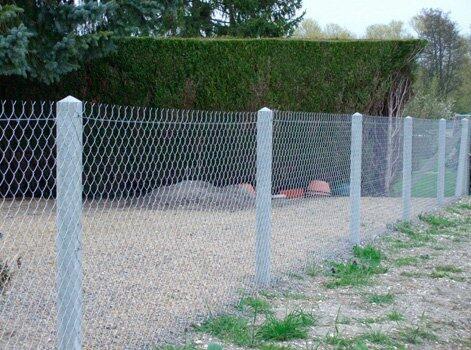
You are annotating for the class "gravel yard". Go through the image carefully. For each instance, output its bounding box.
[0,196,442,349]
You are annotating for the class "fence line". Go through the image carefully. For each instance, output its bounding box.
[0,97,469,349]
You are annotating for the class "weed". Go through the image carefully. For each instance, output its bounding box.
[258,311,315,341]
[236,297,272,315]
[281,291,308,300]
[419,214,456,228]
[197,315,250,346]
[398,325,437,344]
[366,293,395,305]
[353,245,382,266]
[394,256,419,267]
[325,257,386,289]
[435,264,463,273]
[386,310,405,322]
[455,203,471,210]
[305,263,321,278]
[400,271,424,278]
[360,331,394,345]
[394,222,418,236]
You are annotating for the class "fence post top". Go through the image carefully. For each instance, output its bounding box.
[59,95,81,104]
[462,118,469,124]
[258,107,272,113]
[352,112,362,117]
[439,118,446,122]
[405,116,413,120]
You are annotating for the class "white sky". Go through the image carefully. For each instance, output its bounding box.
[301,0,471,36]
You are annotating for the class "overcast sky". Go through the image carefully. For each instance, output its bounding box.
[301,0,471,37]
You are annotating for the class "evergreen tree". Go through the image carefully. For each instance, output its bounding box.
[1,1,115,84]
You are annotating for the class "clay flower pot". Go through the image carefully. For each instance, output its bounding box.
[239,183,256,196]
[307,180,331,196]
[279,188,305,199]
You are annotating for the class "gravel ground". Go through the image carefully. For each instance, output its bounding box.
[0,196,443,349]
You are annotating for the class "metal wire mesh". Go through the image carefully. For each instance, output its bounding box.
[0,100,468,349]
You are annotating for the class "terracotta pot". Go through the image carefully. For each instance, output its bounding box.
[279,188,305,199]
[307,180,331,196]
[239,183,256,196]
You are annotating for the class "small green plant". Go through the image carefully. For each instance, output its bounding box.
[366,293,395,305]
[197,315,250,346]
[394,222,418,236]
[324,246,386,289]
[394,256,419,267]
[419,214,456,228]
[258,311,315,341]
[435,264,463,273]
[236,296,272,315]
[386,310,405,322]
[353,245,382,266]
[305,263,321,277]
[360,331,394,346]
[400,271,424,278]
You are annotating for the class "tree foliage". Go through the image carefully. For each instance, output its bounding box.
[412,8,467,97]
[0,1,115,84]
[365,21,411,40]
[294,19,355,39]
[1,0,304,83]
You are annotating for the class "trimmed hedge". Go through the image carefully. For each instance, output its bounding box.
[1,38,424,200]
[1,38,424,113]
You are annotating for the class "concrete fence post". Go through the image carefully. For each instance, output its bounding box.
[56,96,83,350]
[349,113,363,245]
[437,118,446,206]
[402,116,413,221]
[455,118,469,197]
[255,107,273,287]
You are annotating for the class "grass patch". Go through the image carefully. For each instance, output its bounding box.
[366,293,395,305]
[398,325,437,344]
[305,263,321,278]
[360,331,394,346]
[258,311,315,341]
[236,296,272,315]
[324,246,386,289]
[197,315,250,346]
[419,214,457,228]
[400,271,425,278]
[386,310,405,322]
[394,256,419,267]
[434,264,463,273]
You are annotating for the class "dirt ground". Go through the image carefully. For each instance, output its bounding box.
[190,199,471,350]
[0,196,447,349]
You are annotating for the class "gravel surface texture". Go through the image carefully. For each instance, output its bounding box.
[0,196,442,349]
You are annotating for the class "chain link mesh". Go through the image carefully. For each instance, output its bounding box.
[0,100,467,349]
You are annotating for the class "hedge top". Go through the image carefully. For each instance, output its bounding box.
[1,37,425,114]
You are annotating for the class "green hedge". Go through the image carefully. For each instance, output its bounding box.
[1,38,424,113]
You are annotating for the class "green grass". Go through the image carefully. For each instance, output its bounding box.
[398,325,438,344]
[400,271,425,278]
[394,256,419,267]
[419,214,457,228]
[236,297,272,315]
[386,310,406,322]
[430,265,464,279]
[257,311,316,341]
[197,315,251,346]
[305,263,321,278]
[366,293,395,305]
[391,168,456,197]
[324,246,386,289]
[360,331,394,346]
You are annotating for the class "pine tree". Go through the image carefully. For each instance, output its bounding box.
[1,1,115,84]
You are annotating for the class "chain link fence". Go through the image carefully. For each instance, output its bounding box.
[0,97,469,349]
